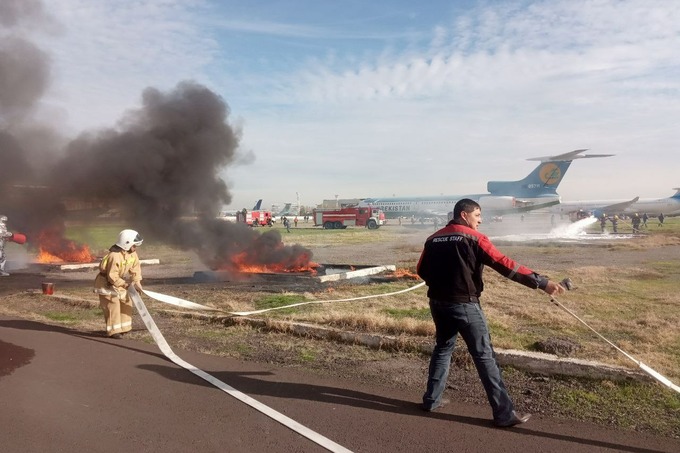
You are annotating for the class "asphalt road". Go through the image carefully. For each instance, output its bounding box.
[2,315,678,453]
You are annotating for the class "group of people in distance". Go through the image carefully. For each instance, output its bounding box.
[599,211,665,233]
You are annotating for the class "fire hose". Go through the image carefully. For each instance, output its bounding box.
[552,278,680,394]
[141,282,426,316]
[140,280,679,394]
[119,283,425,451]
[126,285,352,453]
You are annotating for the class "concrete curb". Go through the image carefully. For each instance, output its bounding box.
[159,308,650,384]
[33,291,650,384]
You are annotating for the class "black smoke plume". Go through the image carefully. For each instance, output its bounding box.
[0,0,313,270]
[56,81,313,270]
[0,0,65,234]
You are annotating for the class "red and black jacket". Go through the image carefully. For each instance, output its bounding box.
[417,221,548,302]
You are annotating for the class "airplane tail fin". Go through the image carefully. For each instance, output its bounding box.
[672,188,680,199]
[252,199,263,211]
[275,203,292,216]
[487,149,613,198]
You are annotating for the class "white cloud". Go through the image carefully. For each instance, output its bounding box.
[37,0,217,132]
[31,0,680,209]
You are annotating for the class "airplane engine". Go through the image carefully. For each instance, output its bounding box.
[477,196,516,211]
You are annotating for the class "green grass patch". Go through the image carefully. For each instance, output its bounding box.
[42,311,81,323]
[648,260,680,275]
[299,348,317,362]
[551,379,680,435]
[66,224,125,251]
[255,294,307,310]
[190,328,227,340]
[488,321,549,350]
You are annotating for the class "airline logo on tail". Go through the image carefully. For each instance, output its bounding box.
[539,163,561,185]
[488,149,614,199]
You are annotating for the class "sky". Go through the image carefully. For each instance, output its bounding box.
[20,0,680,211]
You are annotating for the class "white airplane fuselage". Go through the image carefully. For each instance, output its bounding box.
[550,191,680,217]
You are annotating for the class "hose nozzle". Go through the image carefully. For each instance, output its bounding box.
[559,277,573,291]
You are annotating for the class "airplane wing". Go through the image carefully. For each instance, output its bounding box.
[526,149,615,162]
[503,198,561,214]
[598,197,640,214]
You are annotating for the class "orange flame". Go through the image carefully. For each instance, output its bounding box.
[35,228,95,263]
[392,268,420,279]
[223,251,319,274]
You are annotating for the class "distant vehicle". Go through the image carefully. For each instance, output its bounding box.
[236,209,272,227]
[313,206,385,230]
[360,150,612,221]
[218,199,264,222]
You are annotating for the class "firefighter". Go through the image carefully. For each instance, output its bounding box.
[0,215,12,277]
[631,213,641,234]
[611,215,619,233]
[94,229,144,338]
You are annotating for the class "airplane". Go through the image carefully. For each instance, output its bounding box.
[628,188,680,216]
[360,149,613,220]
[549,188,680,219]
[546,197,640,221]
[271,202,299,223]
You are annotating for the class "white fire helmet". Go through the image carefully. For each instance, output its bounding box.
[0,215,6,225]
[115,229,143,251]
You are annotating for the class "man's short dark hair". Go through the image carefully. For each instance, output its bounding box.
[453,198,481,219]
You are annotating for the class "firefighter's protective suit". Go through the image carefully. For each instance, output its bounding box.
[0,215,12,277]
[94,230,143,337]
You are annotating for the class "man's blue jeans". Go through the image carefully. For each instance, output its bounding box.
[422,298,515,422]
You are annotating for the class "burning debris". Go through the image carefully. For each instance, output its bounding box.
[0,1,313,270]
[194,264,397,284]
[35,224,95,264]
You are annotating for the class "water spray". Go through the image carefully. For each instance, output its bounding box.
[550,278,679,393]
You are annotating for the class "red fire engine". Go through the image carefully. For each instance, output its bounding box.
[313,206,385,230]
[236,210,272,227]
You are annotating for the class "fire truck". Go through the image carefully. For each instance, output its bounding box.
[236,210,272,227]
[313,206,385,230]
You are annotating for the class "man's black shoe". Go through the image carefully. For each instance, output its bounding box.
[110,333,123,339]
[494,411,531,427]
[421,398,450,412]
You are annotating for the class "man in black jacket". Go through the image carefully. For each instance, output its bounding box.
[417,199,565,427]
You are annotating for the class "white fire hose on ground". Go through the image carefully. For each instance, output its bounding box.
[552,278,680,394]
[142,281,426,316]
[142,279,679,394]
[126,285,353,453]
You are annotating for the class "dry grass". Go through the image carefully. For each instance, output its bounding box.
[14,220,680,383]
[192,263,679,382]
[208,226,680,382]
